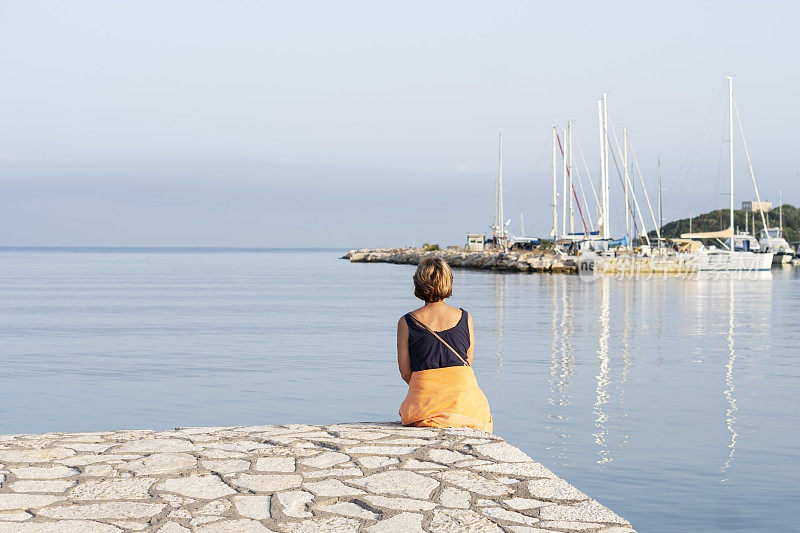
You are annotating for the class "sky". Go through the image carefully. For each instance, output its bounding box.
[1,0,798,247]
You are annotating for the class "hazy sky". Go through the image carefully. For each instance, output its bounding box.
[1,1,798,247]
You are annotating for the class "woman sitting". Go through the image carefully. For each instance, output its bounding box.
[397,257,493,432]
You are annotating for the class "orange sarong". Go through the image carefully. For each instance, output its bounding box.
[399,365,493,433]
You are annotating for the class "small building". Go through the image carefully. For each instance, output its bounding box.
[466,234,485,252]
[742,200,772,213]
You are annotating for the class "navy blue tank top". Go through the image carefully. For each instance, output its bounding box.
[404,308,470,372]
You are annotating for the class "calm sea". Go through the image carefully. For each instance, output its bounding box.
[1,248,798,531]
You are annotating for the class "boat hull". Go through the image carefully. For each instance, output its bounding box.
[582,250,773,279]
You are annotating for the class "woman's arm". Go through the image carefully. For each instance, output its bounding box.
[467,312,475,365]
[397,317,412,384]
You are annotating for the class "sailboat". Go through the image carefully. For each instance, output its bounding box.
[678,76,773,276]
[757,189,795,264]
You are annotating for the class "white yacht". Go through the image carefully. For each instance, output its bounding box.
[724,233,761,253]
[677,77,773,275]
[758,227,795,264]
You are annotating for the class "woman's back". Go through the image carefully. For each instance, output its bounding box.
[405,304,469,372]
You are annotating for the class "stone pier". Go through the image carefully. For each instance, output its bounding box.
[343,249,579,274]
[0,423,634,532]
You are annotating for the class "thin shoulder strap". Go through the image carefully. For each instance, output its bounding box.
[409,313,470,367]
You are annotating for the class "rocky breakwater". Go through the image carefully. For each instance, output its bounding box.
[343,248,578,274]
[0,423,634,532]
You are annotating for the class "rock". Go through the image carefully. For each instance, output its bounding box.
[429,508,504,532]
[157,474,236,499]
[480,506,540,526]
[437,470,513,497]
[197,499,230,515]
[537,521,610,531]
[37,502,166,520]
[0,511,32,522]
[81,464,115,477]
[10,466,78,479]
[473,462,556,478]
[298,451,349,469]
[439,487,470,509]
[404,459,447,469]
[0,521,124,532]
[504,497,552,510]
[0,494,65,511]
[111,522,148,531]
[0,448,74,463]
[9,480,76,493]
[538,500,629,524]
[60,443,114,453]
[366,512,425,533]
[124,453,197,475]
[346,446,418,455]
[254,457,296,472]
[302,467,362,478]
[232,474,302,493]
[69,478,155,500]
[362,495,435,512]
[356,456,398,469]
[348,471,439,499]
[157,523,190,533]
[526,478,590,502]
[428,449,474,464]
[316,501,380,521]
[113,439,195,453]
[195,519,273,532]
[275,491,313,518]
[233,495,272,520]
[474,442,532,463]
[60,455,140,467]
[303,478,363,497]
[278,516,360,533]
[201,458,251,474]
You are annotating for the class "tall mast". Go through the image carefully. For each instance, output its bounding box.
[551,126,558,239]
[568,120,574,234]
[728,76,734,240]
[497,132,505,244]
[658,155,663,246]
[597,100,606,238]
[562,127,568,236]
[603,93,610,239]
[623,125,630,238]
[779,187,783,231]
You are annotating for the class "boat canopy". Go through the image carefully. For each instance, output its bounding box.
[680,228,733,239]
[669,238,703,253]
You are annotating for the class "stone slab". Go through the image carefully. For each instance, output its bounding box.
[0,423,633,532]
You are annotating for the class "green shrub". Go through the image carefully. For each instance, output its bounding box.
[422,242,441,251]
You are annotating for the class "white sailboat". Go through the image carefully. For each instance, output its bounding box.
[678,76,773,275]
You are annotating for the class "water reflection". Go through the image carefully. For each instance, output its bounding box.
[593,277,612,465]
[547,275,575,465]
[493,274,505,384]
[721,279,737,476]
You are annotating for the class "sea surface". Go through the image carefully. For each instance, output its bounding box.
[1,248,798,531]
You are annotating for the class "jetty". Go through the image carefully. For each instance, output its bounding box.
[0,423,634,532]
[344,248,578,274]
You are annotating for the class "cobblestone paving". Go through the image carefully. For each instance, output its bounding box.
[0,423,635,532]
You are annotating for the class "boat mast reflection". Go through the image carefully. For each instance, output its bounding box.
[547,275,574,465]
[721,279,737,477]
[593,276,612,465]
